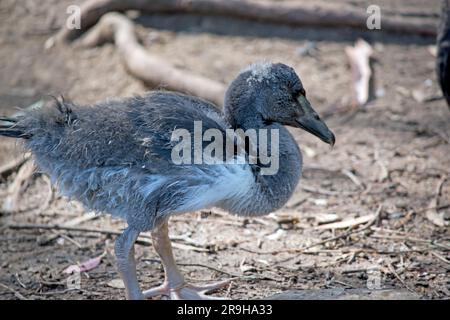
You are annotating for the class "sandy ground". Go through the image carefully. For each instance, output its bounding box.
[0,0,449,300]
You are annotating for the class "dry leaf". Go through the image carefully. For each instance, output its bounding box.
[63,252,106,274]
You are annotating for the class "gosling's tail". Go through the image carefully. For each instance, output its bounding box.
[0,96,74,140]
[0,116,30,139]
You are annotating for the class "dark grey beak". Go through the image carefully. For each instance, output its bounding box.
[295,95,335,146]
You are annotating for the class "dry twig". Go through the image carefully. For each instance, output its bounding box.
[0,283,28,300]
[300,184,360,196]
[430,251,450,265]
[345,39,373,107]
[6,222,210,252]
[315,214,375,230]
[387,262,416,294]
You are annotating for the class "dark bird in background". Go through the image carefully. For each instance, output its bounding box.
[437,0,450,107]
[0,62,334,299]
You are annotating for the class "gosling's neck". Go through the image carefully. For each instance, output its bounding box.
[222,93,303,216]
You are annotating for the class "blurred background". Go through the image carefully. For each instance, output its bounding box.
[0,0,448,300]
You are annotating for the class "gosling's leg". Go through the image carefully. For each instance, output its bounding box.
[115,226,143,300]
[143,220,231,300]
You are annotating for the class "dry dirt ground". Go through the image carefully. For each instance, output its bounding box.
[0,0,449,300]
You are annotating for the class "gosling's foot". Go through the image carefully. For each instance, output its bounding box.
[143,279,233,300]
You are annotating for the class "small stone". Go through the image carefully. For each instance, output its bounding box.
[107,278,125,289]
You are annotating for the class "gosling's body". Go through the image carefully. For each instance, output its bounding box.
[23,91,301,231]
[0,62,334,299]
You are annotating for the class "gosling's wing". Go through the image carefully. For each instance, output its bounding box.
[127,91,230,167]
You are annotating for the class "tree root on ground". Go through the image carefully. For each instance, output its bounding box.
[78,12,226,106]
[52,0,437,44]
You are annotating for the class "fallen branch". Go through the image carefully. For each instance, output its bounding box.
[52,0,437,44]
[78,12,226,106]
[345,39,373,107]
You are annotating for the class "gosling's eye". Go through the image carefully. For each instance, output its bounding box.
[293,88,306,99]
[299,88,306,97]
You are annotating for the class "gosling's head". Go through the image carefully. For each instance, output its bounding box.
[225,61,335,146]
